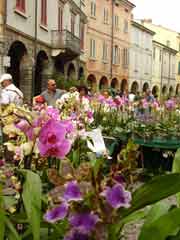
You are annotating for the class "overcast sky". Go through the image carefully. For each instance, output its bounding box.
[131,0,180,32]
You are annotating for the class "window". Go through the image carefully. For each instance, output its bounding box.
[178,62,180,75]
[90,1,96,17]
[41,0,47,26]
[90,39,96,58]
[16,0,26,13]
[58,7,63,31]
[124,20,128,33]
[123,48,129,67]
[103,8,108,24]
[114,15,119,29]
[102,42,108,61]
[71,13,76,35]
[113,45,120,64]
[80,23,85,50]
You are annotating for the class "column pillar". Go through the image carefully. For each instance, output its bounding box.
[41,58,54,91]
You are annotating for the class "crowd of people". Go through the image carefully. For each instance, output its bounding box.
[0,73,179,110]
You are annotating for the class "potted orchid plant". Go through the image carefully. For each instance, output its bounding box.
[0,97,180,240]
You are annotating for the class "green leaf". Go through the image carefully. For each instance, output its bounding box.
[3,196,17,210]
[21,170,42,240]
[108,224,118,240]
[138,208,180,240]
[72,149,80,167]
[121,173,180,217]
[121,208,149,226]
[5,217,21,240]
[90,156,103,178]
[172,149,180,206]
[0,186,5,240]
[0,209,5,240]
[142,202,170,229]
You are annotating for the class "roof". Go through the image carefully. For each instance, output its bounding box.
[141,20,179,35]
[153,40,178,54]
[132,21,155,35]
[117,0,136,8]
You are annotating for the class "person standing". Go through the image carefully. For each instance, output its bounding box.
[40,79,65,107]
[0,73,24,105]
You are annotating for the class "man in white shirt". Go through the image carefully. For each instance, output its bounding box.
[129,92,135,102]
[0,73,24,105]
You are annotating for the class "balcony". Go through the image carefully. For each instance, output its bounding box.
[51,30,81,61]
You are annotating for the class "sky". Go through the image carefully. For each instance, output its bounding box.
[131,0,180,32]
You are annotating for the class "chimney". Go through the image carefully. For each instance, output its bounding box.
[141,19,152,24]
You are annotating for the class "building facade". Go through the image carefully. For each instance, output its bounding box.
[129,21,154,94]
[152,41,177,97]
[141,20,179,96]
[84,0,135,92]
[0,0,86,101]
[176,34,180,95]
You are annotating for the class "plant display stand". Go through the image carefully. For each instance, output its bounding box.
[133,137,180,172]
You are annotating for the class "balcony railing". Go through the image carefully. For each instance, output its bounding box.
[51,30,80,55]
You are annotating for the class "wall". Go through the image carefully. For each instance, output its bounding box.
[142,22,178,51]
[6,0,36,38]
[152,43,162,88]
[142,21,179,91]
[152,42,176,92]
[6,0,82,46]
[85,0,134,89]
[129,23,153,91]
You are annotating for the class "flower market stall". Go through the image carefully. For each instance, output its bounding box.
[0,91,180,240]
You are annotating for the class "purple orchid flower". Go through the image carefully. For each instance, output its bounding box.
[64,229,89,240]
[15,119,35,140]
[46,107,60,120]
[98,95,105,104]
[15,119,30,132]
[87,111,93,119]
[38,119,71,159]
[61,120,74,134]
[44,202,68,223]
[0,159,5,167]
[165,99,176,110]
[69,212,99,233]
[63,181,83,202]
[101,184,131,209]
[113,175,126,186]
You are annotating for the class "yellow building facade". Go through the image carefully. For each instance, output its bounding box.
[84,0,135,92]
[141,20,180,95]
[176,34,180,95]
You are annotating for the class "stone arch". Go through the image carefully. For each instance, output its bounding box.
[7,40,28,88]
[152,85,159,98]
[54,56,64,74]
[78,67,85,81]
[87,74,97,92]
[99,76,108,90]
[162,85,167,95]
[169,86,174,97]
[131,81,139,94]
[111,78,118,89]
[121,79,128,93]
[176,84,180,96]
[34,50,48,95]
[142,82,149,92]
[67,63,76,81]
